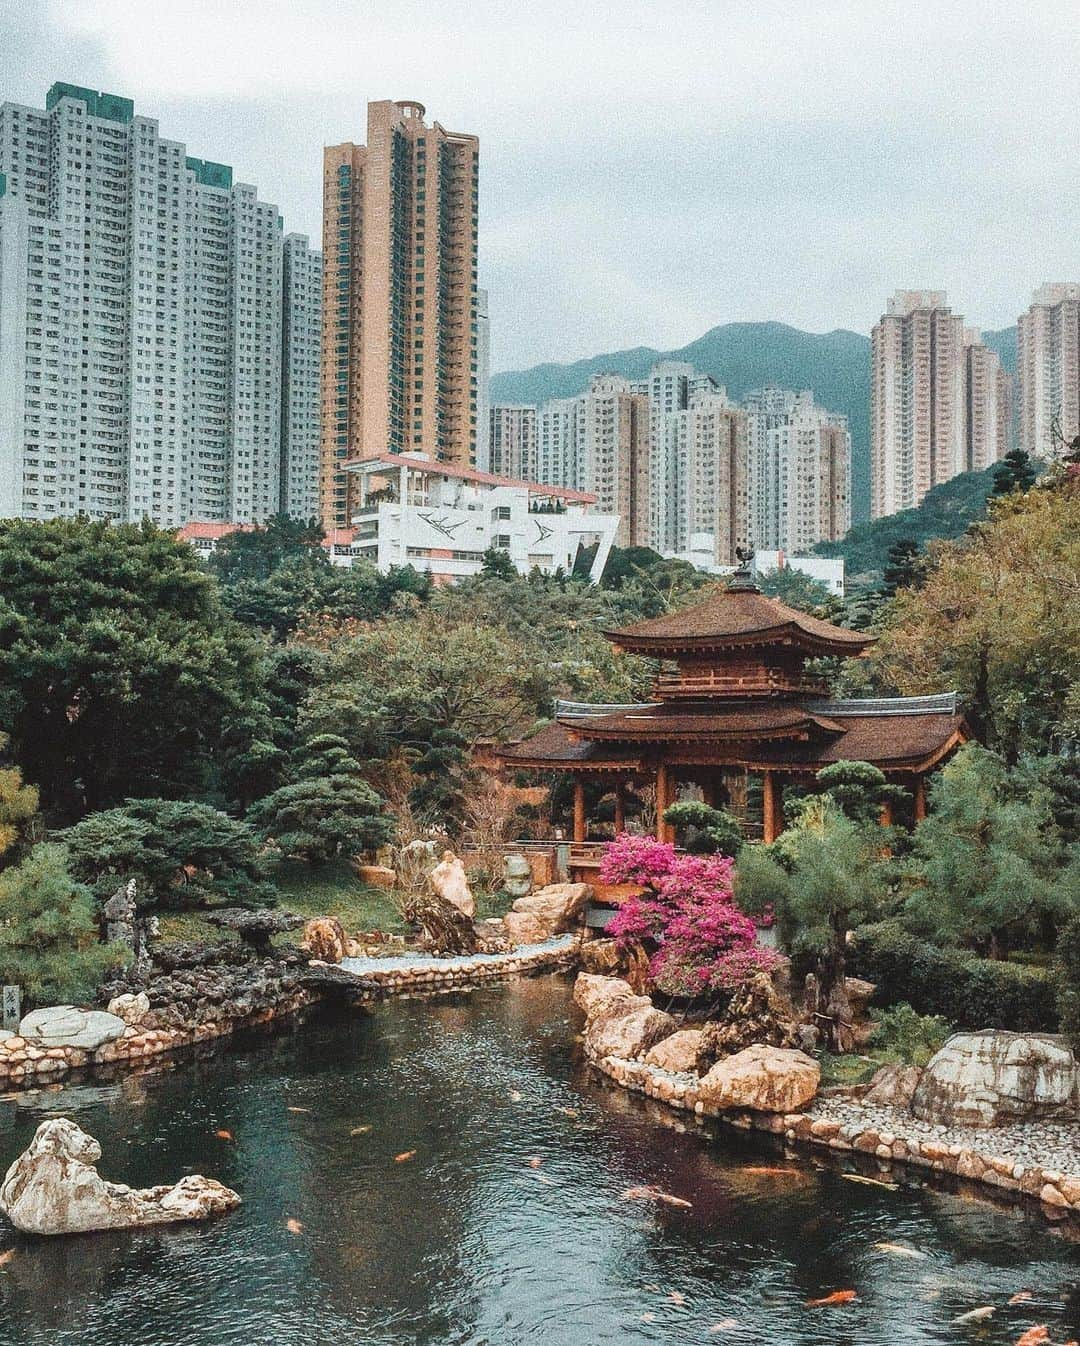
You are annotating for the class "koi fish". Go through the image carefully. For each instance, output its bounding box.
[807,1289,857,1307]
[394,1150,416,1163]
[285,1218,303,1235]
[841,1172,898,1190]
[214,1129,233,1141]
[874,1241,926,1259]
[950,1307,995,1325]
[1014,1329,1049,1346]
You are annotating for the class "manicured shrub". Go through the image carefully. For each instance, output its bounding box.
[868,1002,952,1066]
[662,801,744,856]
[851,921,1058,1031]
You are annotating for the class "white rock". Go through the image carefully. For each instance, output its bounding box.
[429,851,475,919]
[106,993,151,1027]
[0,1118,240,1235]
[19,1006,127,1052]
[911,1031,1080,1128]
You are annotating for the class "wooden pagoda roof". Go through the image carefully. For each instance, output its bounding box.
[605,583,873,656]
[497,694,967,774]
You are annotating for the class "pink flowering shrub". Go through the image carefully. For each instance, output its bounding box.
[605,833,779,997]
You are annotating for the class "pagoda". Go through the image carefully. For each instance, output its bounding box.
[497,578,968,843]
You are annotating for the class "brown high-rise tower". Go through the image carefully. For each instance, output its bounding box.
[321,99,479,526]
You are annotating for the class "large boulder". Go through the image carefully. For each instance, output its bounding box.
[580,938,624,976]
[504,883,590,946]
[910,1031,1080,1128]
[573,973,638,1019]
[644,1028,707,1075]
[105,992,151,1028]
[699,970,800,1065]
[0,1118,240,1235]
[698,1045,820,1113]
[20,1006,126,1052]
[302,916,349,965]
[429,851,475,919]
[585,1001,676,1063]
[864,1063,922,1108]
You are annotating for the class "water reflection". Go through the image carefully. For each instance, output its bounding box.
[0,976,1076,1345]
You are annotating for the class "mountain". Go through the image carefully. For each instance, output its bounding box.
[982,325,1017,377]
[492,322,874,521]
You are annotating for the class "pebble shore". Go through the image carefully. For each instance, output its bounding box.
[595,1051,1080,1219]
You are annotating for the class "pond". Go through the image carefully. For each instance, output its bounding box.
[0,975,1077,1346]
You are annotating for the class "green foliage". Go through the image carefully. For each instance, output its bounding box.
[247,734,395,864]
[755,567,837,616]
[1053,915,1080,1049]
[479,547,518,581]
[207,513,324,583]
[992,447,1037,496]
[662,801,743,856]
[63,799,272,911]
[0,741,39,862]
[851,921,1058,1031]
[881,538,925,596]
[407,728,473,828]
[809,760,908,825]
[868,1002,952,1067]
[0,517,268,816]
[815,466,997,587]
[903,744,1078,956]
[0,844,128,1007]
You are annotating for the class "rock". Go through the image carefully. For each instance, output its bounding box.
[503,853,533,898]
[504,882,590,945]
[585,1002,676,1062]
[20,1007,126,1053]
[429,851,475,919]
[353,863,396,890]
[864,1063,923,1108]
[911,1031,1080,1128]
[699,971,801,1065]
[302,917,349,964]
[105,993,151,1028]
[502,911,550,947]
[0,1118,240,1235]
[644,1028,706,1075]
[844,977,877,1013]
[573,973,637,1019]
[580,938,623,975]
[697,1045,820,1113]
[205,908,305,953]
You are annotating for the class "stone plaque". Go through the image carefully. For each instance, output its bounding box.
[2,985,20,1033]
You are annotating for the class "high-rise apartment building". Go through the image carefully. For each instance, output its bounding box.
[535,375,650,547]
[321,99,480,526]
[870,290,966,518]
[962,329,1009,473]
[661,380,749,565]
[475,287,491,471]
[0,82,311,526]
[489,405,537,479]
[745,387,851,553]
[281,234,323,521]
[1017,283,1080,458]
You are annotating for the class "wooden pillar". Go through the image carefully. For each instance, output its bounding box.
[913,776,928,822]
[613,782,626,834]
[572,778,587,843]
[762,770,783,844]
[655,764,674,842]
[700,777,718,808]
[879,800,894,827]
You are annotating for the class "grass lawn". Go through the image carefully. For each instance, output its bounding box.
[156,858,515,947]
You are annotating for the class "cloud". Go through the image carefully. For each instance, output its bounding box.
[5,1,1079,369]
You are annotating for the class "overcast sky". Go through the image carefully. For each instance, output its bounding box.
[3,1,1079,370]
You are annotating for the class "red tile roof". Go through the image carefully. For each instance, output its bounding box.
[343,452,599,505]
[559,701,843,743]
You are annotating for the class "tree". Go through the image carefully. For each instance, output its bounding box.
[0,518,269,817]
[0,844,128,1007]
[807,761,907,825]
[992,447,1036,496]
[63,799,272,911]
[735,798,891,1050]
[0,738,39,864]
[756,567,837,616]
[479,547,518,582]
[1054,913,1080,1049]
[207,513,325,584]
[872,485,1080,757]
[901,744,1078,959]
[881,538,924,596]
[662,801,744,856]
[247,734,394,864]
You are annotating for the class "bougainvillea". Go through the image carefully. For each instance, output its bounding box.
[605,833,778,997]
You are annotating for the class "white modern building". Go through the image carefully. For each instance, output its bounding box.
[745,387,851,554]
[1017,283,1080,459]
[280,234,323,522]
[753,549,845,596]
[0,82,315,526]
[343,451,619,583]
